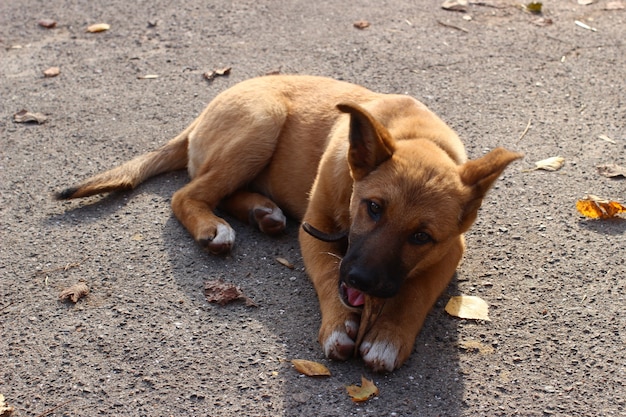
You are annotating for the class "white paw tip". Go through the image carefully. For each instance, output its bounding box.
[213,223,236,245]
[323,330,354,359]
[361,340,399,373]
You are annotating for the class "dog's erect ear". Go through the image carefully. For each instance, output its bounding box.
[458,147,523,232]
[337,103,395,181]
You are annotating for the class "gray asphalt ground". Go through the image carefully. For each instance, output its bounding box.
[1,1,625,416]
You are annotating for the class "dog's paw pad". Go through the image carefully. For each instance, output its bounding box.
[253,206,286,235]
[360,340,400,373]
[323,330,355,361]
[198,223,236,255]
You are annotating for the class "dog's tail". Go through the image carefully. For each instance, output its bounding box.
[54,119,197,200]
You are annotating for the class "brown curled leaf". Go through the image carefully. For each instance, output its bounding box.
[353,20,371,29]
[203,67,232,82]
[346,376,379,402]
[291,359,331,377]
[59,282,89,303]
[276,257,294,269]
[203,279,256,307]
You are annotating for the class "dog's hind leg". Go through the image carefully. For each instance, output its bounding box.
[171,99,287,255]
[219,190,287,236]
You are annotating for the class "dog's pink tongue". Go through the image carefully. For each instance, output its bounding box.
[346,287,365,307]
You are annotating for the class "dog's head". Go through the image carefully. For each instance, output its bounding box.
[336,102,522,307]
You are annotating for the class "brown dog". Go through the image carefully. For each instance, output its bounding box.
[56,75,521,372]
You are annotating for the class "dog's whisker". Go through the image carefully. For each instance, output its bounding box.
[322,251,343,261]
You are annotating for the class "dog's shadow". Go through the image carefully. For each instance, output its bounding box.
[48,174,463,415]
[156,203,464,414]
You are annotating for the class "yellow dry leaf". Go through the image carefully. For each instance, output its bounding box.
[533,156,565,171]
[87,23,110,33]
[576,195,626,219]
[445,295,491,321]
[137,74,159,79]
[0,394,15,416]
[291,359,331,377]
[131,233,144,241]
[346,376,379,403]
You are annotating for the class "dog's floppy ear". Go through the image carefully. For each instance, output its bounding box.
[337,103,395,180]
[458,147,523,232]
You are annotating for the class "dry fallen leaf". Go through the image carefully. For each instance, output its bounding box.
[445,295,491,321]
[131,233,144,241]
[597,164,626,179]
[576,195,626,219]
[203,279,256,306]
[291,359,331,377]
[43,66,60,77]
[137,74,159,79]
[38,19,57,29]
[346,376,379,403]
[13,110,47,124]
[525,2,543,14]
[0,394,14,416]
[59,282,89,303]
[441,0,468,12]
[534,156,565,171]
[459,340,495,354]
[353,20,371,29]
[605,1,625,10]
[87,23,110,33]
[578,0,594,4]
[203,67,232,81]
[276,257,294,269]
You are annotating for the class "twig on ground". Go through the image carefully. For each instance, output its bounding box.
[0,301,14,312]
[34,399,73,417]
[437,20,469,33]
[517,118,531,143]
[35,256,88,275]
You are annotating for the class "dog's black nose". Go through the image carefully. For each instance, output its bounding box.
[344,265,377,294]
[340,262,402,299]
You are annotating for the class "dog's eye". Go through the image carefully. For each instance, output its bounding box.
[366,200,382,220]
[409,232,432,245]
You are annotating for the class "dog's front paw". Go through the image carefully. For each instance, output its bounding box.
[197,222,236,255]
[360,339,401,373]
[359,324,413,373]
[319,313,360,361]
